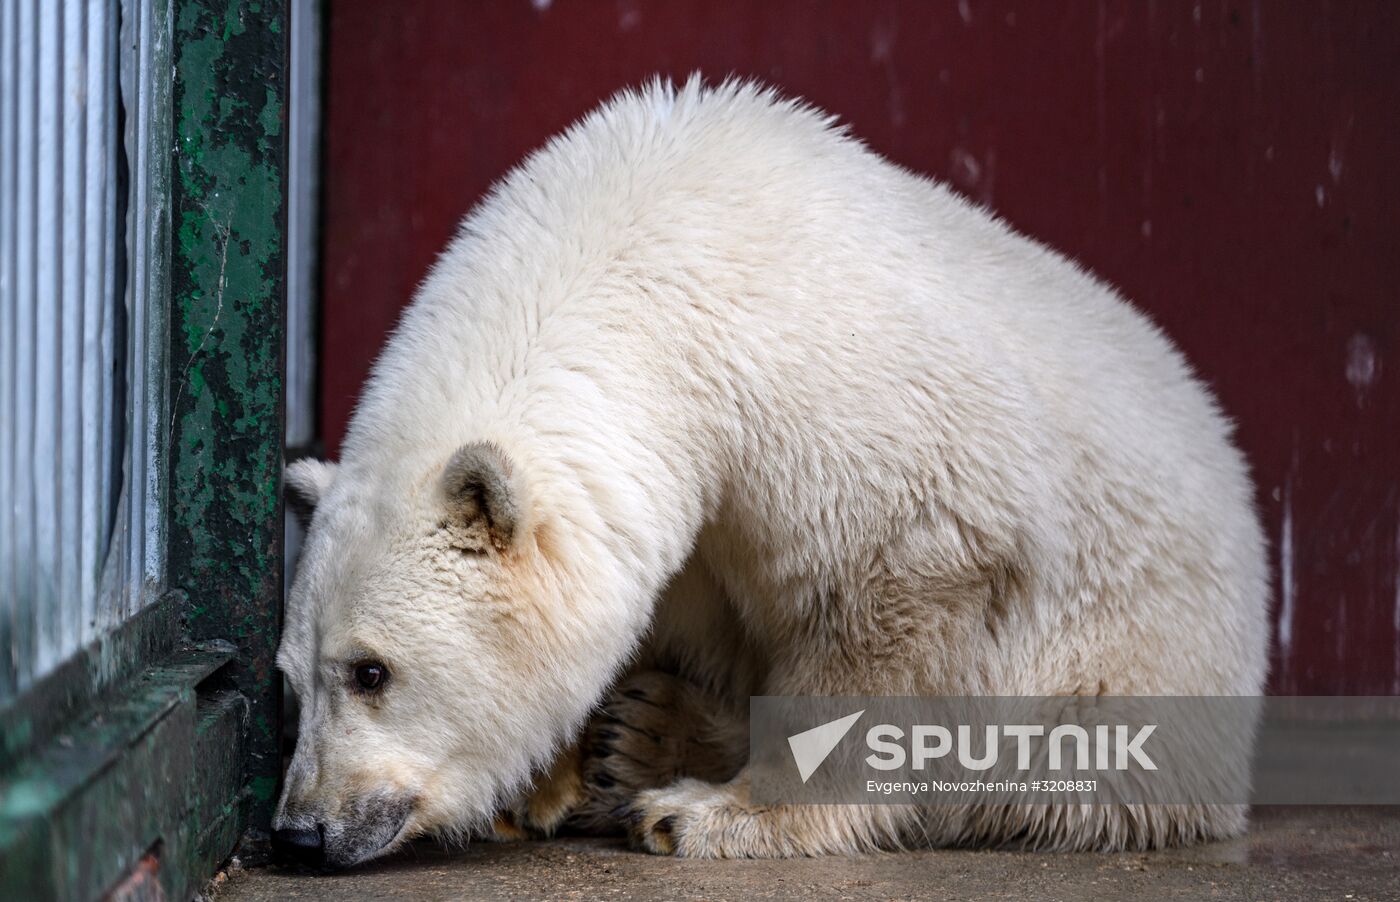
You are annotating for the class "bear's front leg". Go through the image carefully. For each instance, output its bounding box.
[584,671,912,857]
[567,670,748,830]
[492,669,747,839]
[627,774,909,857]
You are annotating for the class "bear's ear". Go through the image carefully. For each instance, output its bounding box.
[286,458,338,526]
[441,441,525,552]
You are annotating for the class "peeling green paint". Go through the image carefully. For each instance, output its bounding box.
[0,644,245,900]
[250,775,278,803]
[167,0,287,834]
[0,594,183,772]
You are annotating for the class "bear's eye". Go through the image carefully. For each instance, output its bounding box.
[353,661,389,693]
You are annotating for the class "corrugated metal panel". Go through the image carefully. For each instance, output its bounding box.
[0,0,23,698]
[111,0,168,631]
[0,0,133,701]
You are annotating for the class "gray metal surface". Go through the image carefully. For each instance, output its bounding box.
[284,0,320,594]
[0,0,131,700]
[112,0,169,628]
[286,0,318,452]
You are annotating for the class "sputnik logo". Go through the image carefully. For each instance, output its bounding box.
[787,710,865,783]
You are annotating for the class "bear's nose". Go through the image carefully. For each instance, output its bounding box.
[271,824,325,868]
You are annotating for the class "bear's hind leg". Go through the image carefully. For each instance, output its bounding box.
[489,742,588,839]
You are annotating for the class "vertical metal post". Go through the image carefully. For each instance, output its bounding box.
[166,0,289,830]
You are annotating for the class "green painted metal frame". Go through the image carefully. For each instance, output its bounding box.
[167,0,289,829]
[0,1,288,897]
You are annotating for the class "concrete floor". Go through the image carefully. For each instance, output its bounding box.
[208,808,1399,901]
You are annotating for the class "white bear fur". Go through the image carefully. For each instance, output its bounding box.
[276,77,1268,862]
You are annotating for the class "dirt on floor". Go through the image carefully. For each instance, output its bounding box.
[207,807,1399,902]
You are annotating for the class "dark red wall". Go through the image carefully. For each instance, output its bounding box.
[320,1,1399,694]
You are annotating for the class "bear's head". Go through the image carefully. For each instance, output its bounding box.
[272,441,620,868]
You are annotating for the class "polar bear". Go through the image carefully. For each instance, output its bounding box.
[273,78,1267,868]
